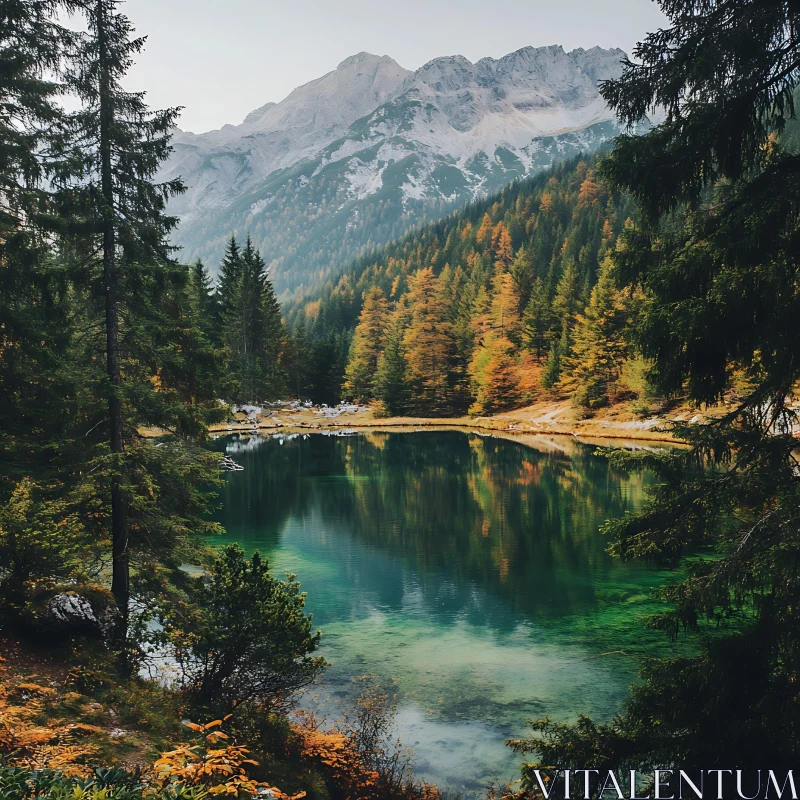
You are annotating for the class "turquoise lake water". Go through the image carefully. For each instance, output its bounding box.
[212,429,677,796]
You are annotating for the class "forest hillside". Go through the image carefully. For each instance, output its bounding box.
[287,153,647,417]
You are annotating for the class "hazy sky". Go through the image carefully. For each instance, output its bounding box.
[122,0,668,134]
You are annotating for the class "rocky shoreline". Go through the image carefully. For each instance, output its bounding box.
[201,399,687,444]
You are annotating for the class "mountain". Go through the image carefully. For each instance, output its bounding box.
[163,45,628,297]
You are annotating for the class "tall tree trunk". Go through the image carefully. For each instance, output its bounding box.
[97,0,128,649]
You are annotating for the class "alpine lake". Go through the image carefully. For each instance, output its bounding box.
[211,429,682,797]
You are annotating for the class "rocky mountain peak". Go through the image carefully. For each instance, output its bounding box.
[162,44,628,296]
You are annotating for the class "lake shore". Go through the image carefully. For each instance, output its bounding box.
[203,398,700,444]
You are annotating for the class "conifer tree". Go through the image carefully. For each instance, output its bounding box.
[491,222,513,272]
[541,327,569,390]
[489,271,522,344]
[61,0,191,648]
[0,0,79,483]
[216,234,242,323]
[190,260,217,332]
[523,277,557,360]
[569,254,630,408]
[284,318,312,399]
[374,303,410,417]
[509,245,535,311]
[469,333,520,415]
[159,265,226,433]
[343,286,390,401]
[403,267,454,414]
[225,237,284,402]
[0,0,73,236]
[551,259,581,332]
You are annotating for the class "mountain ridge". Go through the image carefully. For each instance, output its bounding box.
[161,45,628,296]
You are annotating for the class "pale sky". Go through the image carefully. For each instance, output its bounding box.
[121,0,668,134]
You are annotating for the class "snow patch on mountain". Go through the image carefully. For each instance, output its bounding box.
[162,45,629,294]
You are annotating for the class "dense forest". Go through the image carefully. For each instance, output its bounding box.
[2,0,800,798]
[287,154,643,416]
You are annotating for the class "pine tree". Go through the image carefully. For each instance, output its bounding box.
[551,259,582,333]
[284,318,312,399]
[61,0,188,648]
[0,0,73,233]
[343,286,390,401]
[0,0,79,485]
[374,303,410,417]
[159,264,226,433]
[523,277,557,360]
[190,260,217,332]
[225,237,284,402]
[216,235,242,322]
[307,330,349,405]
[509,244,535,311]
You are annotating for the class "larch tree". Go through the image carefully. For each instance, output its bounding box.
[491,222,513,272]
[403,267,454,414]
[343,285,390,401]
[489,271,522,344]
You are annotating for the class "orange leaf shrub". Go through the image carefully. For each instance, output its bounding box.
[151,718,304,799]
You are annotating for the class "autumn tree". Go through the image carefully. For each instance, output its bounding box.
[491,222,513,272]
[489,271,522,344]
[403,267,454,414]
[469,332,520,415]
[343,286,390,401]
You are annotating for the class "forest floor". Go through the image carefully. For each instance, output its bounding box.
[203,397,729,444]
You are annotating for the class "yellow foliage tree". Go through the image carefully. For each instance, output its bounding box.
[343,286,390,400]
[491,222,513,272]
[403,268,454,413]
[469,332,521,415]
[489,272,522,343]
[476,213,493,245]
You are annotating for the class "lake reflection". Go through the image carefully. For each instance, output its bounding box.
[213,430,673,795]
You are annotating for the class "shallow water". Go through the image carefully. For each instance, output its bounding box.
[212,430,677,795]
